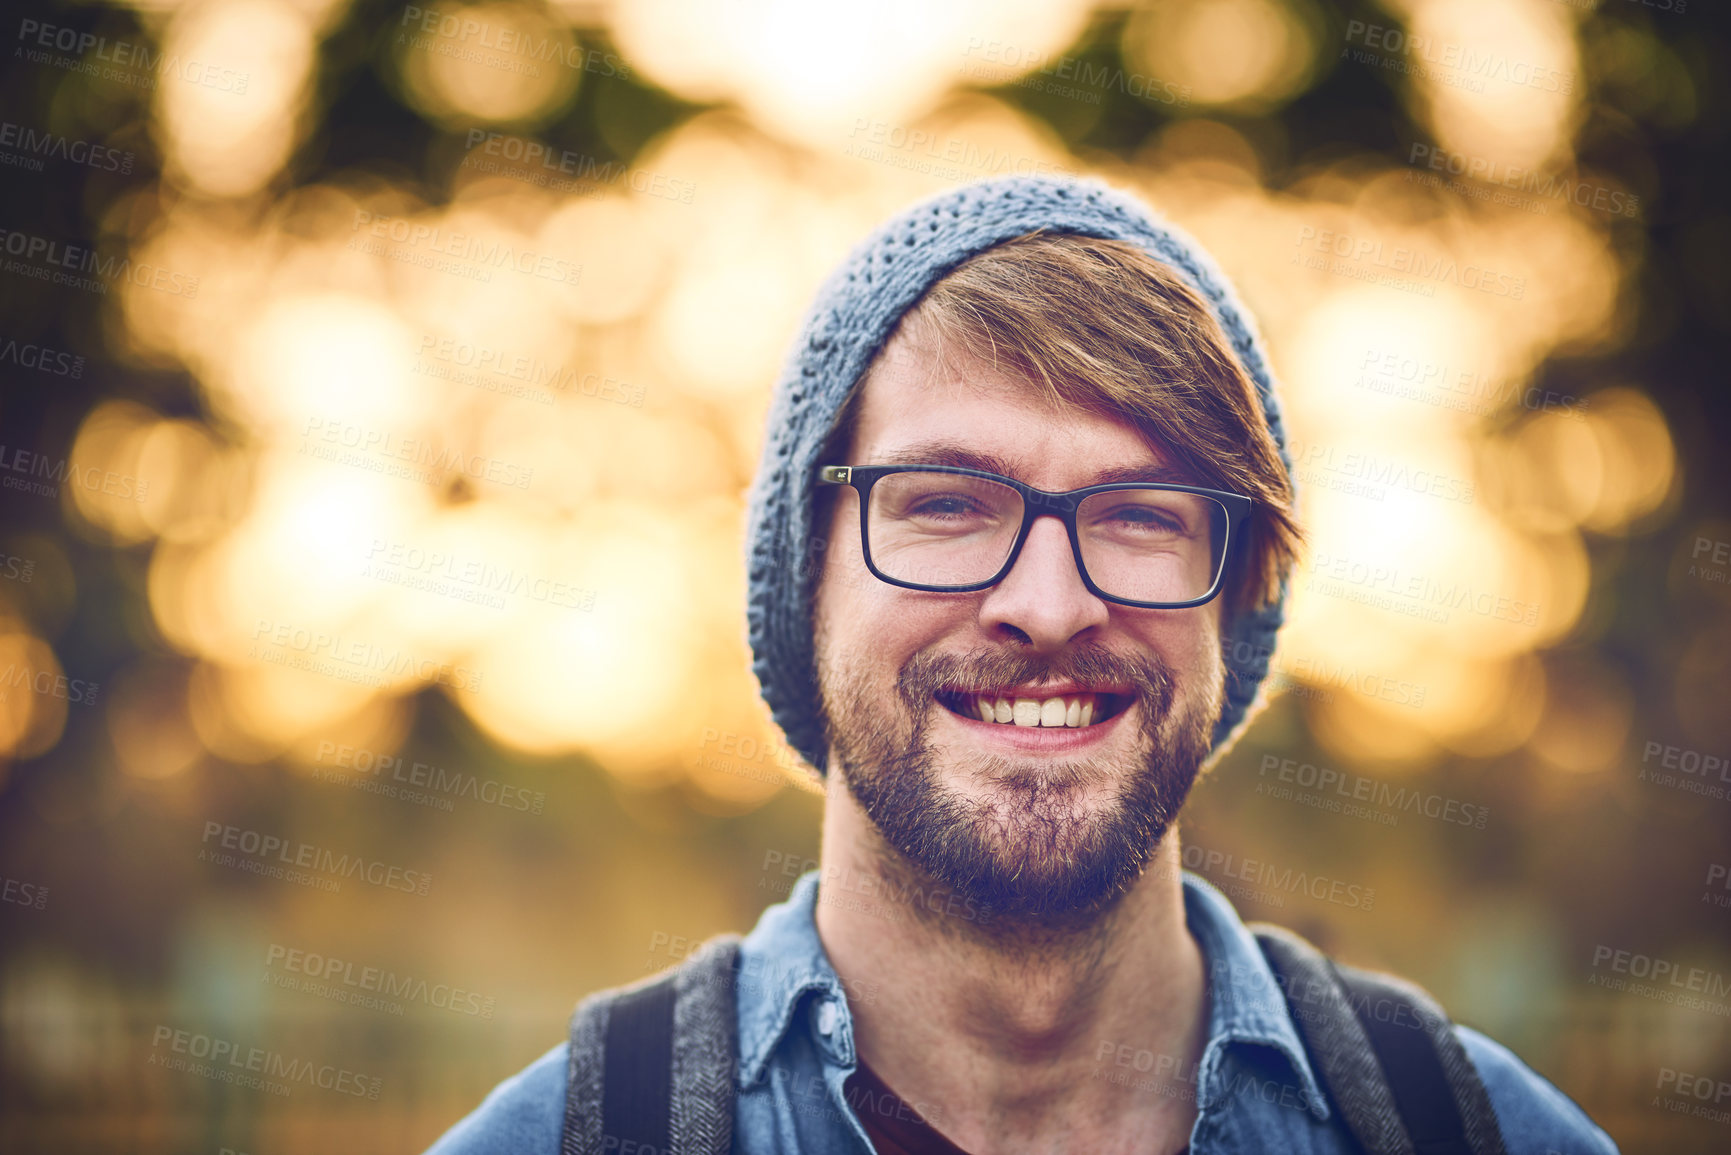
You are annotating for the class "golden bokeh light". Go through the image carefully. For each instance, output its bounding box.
[611,0,1093,147]
[226,293,425,436]
[65,399,160,545]
[1435,651,1548,759]
[133,418,238,544]
[396,2,583,127]
[153,0,318,198]
[536,198,671,325]
[1386,0,1582,173]
[270,683,414,772]
[0,631,71,764]
[184,657,290,763]
[1123,0,1321,112]
[1576,387,1677,533]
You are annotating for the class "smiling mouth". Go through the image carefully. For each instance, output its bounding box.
[935,689,1129,729]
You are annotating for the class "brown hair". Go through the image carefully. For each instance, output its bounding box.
[822,231,1301,615]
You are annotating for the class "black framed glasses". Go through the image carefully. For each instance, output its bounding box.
[816,464,1252,609]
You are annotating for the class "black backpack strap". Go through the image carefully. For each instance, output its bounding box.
[562,934,743,1155]
[1252,925,1506,1155]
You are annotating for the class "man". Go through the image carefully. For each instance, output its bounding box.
[426,177,1617,1154]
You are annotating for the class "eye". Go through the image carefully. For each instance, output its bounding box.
[1098,503,1186,533]
[909,494,984,518]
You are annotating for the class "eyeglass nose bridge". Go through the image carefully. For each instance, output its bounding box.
[993,512,1090,601]
[1021,487,1081,513]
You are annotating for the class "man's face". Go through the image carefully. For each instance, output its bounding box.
[812,327,1227,930]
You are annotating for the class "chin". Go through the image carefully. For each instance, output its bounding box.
[820,638,1221,930]
[835,702,1214,931]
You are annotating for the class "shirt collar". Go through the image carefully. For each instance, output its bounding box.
[736,870,852,1086]
[735,868,1330,1122]
[1181,871,1331,1122]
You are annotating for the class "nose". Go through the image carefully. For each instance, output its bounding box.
[977,514,1109,651]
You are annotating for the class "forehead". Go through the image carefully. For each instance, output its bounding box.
[843,327,1178,491]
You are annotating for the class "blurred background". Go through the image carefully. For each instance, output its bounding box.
[1,0,1727,1150]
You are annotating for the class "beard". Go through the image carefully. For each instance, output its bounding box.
[819,640,1221,938]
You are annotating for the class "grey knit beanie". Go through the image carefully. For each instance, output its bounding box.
[745,175,1293,775]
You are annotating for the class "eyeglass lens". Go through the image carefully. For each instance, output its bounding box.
[865,471,1228,602]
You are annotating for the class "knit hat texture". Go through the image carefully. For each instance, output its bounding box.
[745,175,1293,775]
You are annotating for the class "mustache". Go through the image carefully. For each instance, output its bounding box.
[897,642,1176,715]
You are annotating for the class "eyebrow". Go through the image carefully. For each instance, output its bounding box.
[870,440,1190,487]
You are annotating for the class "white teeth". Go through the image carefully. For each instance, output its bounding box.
[964,692,1108,727]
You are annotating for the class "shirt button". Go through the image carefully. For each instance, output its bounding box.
[816,1000,839,1036]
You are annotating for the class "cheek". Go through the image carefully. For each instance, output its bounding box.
[1192,615,1226,684]
[813,539,900,675]
[812,533,862,647]
[1135,608,1225,687]
[813,550,971,682]
[815,568,940,657]
[1195,608,1226,665]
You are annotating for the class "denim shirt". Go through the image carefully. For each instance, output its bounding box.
[425,870,1617,1154]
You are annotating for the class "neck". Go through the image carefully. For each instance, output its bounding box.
[813,775,1208,1154]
